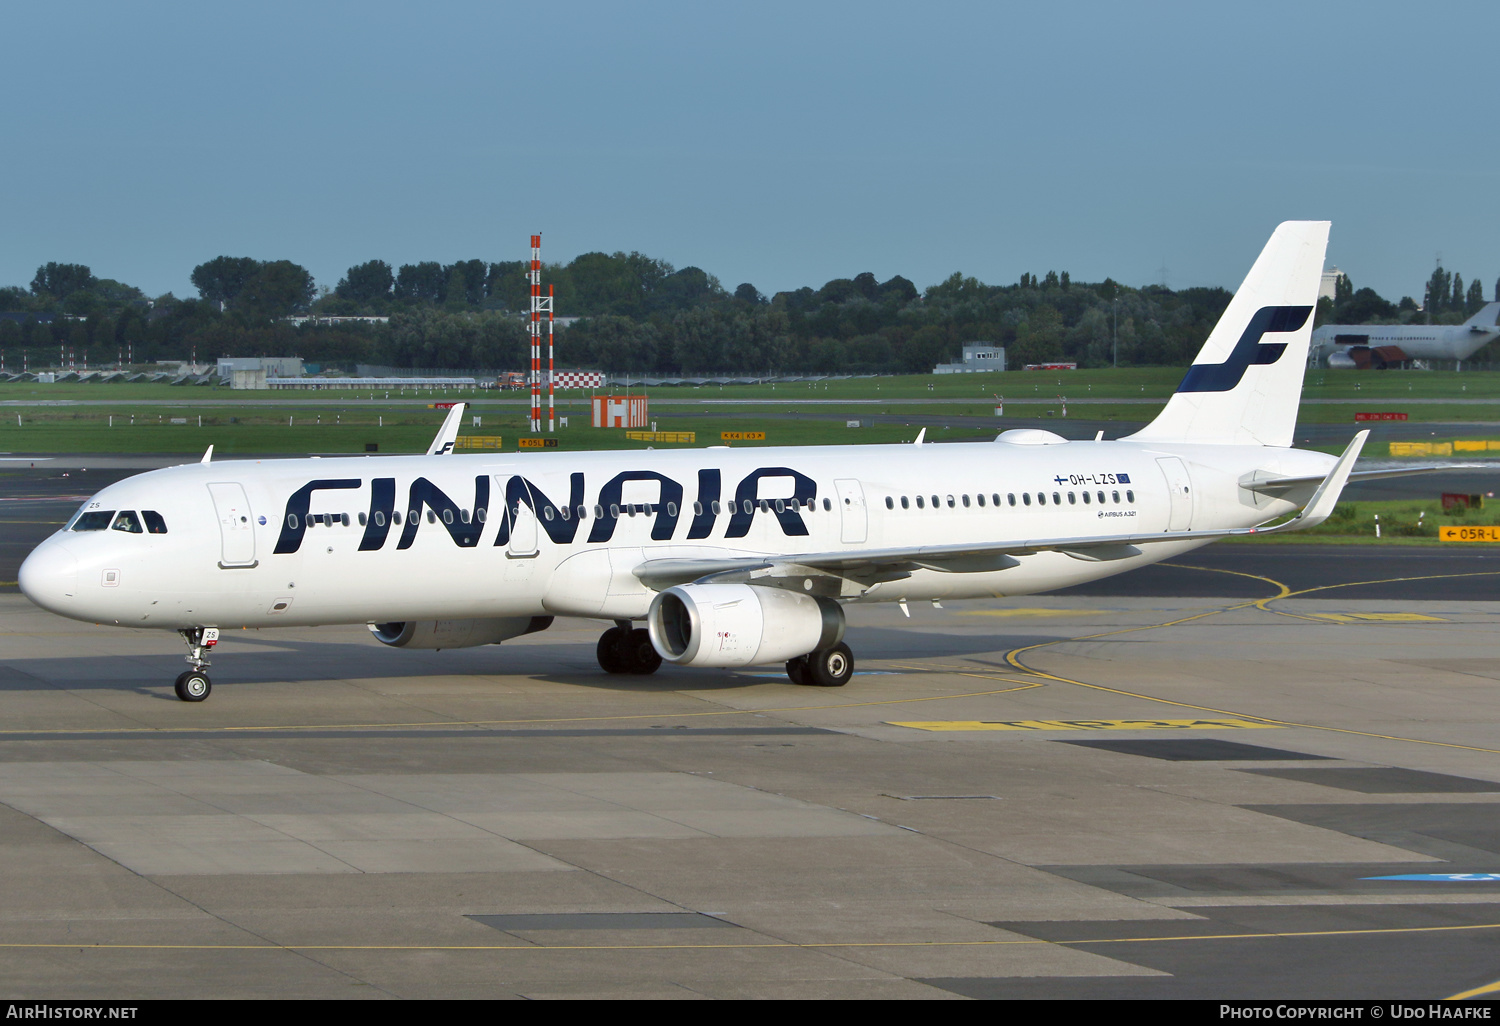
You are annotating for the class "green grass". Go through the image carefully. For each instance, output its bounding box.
[1224,498,1497,546]
[2,365,1498,456]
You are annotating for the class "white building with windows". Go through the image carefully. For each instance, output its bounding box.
[934,343,1006,374]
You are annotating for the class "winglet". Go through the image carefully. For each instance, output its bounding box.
[200,445,213,464]
[426,403,467,456]
[1253,430,1368,534]
[914,428,926,445]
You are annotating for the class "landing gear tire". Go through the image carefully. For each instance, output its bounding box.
[803,643,853,687]
[623,628,662,675]
[597,627,629,674]
[174,670,211,703]
[785,656,810,685]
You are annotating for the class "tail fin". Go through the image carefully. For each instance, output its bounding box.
[1128,220,1329,448]
[1462,301,1500,328]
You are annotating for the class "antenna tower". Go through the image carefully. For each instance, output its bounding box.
[548,283,555,432]
[528,235,551,432]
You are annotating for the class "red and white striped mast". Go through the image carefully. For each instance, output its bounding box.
[528,234,543,433]
[547,283,555,432]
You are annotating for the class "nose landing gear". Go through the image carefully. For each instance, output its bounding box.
[174,627,219,702]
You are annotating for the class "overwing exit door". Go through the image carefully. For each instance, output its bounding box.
[834,478,867,543]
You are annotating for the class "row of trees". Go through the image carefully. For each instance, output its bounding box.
[3,253,1496,374]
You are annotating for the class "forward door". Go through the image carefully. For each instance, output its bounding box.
[207,482,258,567]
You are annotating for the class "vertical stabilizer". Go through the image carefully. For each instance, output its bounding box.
[427,402,467,456]
[1129,221,1329,448]
[1462,301,1500,328]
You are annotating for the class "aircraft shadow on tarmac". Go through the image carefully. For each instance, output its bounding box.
[0,627,1058,694]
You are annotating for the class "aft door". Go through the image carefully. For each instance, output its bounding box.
[834,478,867,544]
[1155,457,1193,532]
[207,482,258,567]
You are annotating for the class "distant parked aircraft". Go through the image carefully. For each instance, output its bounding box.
[1311,302,1500,369]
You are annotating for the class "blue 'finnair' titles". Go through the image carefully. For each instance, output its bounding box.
[24,221,1428,703]
[272,467,817,555]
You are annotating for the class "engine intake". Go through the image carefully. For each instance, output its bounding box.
[367,616,553,650]
[647,583,843,668]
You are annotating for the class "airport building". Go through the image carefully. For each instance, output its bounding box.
[933,343,1006,374]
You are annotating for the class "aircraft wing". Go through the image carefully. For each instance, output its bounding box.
[634,432,1368,590]
[426,403,467,456]
[1246,464,1456,493]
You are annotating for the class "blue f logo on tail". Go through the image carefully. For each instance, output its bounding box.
[1177,305,1312,393]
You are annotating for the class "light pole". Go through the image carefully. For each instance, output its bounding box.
[1112,293,1119,368]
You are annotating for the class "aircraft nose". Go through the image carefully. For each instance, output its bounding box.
[18,540,79,614]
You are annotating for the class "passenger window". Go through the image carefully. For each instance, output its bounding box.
[111,511,143,533]
[555,507,565,521]
[441,509,453,525]
[945,495,954,508]
[916,495,925,509]
[72,510,115,531]
[1037,493,1046,506]
[901,496,909,509]
[1068,492,1076,505]
[1052,492,1061,505]
[668,502,679,517]
[711,501,721,515]
[373,511,385,527]
[142,510,168,534]
[393,511,403,525]
[341,513,350,527]
[962,494,971,508]
[610,504,620,518]
[1111,491,1120,503]
[1096,491,1105,504]
[693,502,703,516]
[976,494,985,507]
[993,493,1002,507]
[540,507,551,521]
[1082,491,1091,505]
[1127,490,1135,503]
[823,498,831,511]
[594,505,604,519]
[1022,494,1031,506]
[1007,493,1016,507]
[358,512,368,526]
[576,506,587,519]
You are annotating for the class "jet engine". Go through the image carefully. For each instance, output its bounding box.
[367,616,553,649]
[647,583,843,668]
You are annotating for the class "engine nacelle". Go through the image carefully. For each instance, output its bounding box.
[367,616,553,650]
[647,583,843,668]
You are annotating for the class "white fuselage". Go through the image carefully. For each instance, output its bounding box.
[1311,323,1498,362]
[20,436,1333,633]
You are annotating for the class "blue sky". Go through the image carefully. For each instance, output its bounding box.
[3,1,1496,304]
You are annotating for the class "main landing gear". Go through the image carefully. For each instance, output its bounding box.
[174,626,219,702]
[785,642,854,687]
[597,622,663,675]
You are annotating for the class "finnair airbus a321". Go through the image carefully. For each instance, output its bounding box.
[21,222,1384,702]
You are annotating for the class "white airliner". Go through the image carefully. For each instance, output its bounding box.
[21,222,1384,702]
[1312,302,1500,368]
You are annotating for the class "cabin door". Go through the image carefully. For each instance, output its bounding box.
[834,478,867,544]
[207,482,258,567]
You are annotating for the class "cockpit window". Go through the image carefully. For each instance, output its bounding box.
[111,511,144,534]
[72,510,116,531]
[142,510,168,534]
